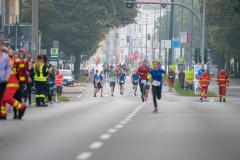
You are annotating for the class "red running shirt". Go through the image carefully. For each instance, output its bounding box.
[136,66,150,79]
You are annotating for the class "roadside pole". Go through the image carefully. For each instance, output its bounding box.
[15,16,18,52]
[165,5,168,72]
[1,0,4,40]
[145,14,148,61]
[32,0,38,60]
[201,0,206,68]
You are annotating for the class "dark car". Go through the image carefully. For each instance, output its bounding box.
[59,70,75,87]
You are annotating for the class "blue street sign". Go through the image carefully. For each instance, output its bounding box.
[172,38,179,48]
[198,69,208,77]
[110,55,113,59]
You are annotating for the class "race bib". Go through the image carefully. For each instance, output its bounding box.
[169,75,173,78]
[141,80,146,84]
[120,81,124,83]
[134,80,138,83]
[152,80,161,86]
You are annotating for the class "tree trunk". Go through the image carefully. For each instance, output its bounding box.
[74,51,81,77]
[226,54,230,74]
[234,57,237,78]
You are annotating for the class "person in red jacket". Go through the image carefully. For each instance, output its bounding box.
[199,69,212,101]
[55,67,64,94]
[217,68,230,102]
[136,60,150,102]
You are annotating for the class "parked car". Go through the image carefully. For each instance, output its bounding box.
[59,69,75,87]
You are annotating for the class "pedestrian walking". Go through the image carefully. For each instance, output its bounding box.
[217,68,230,102]
[148,60,168,113]
[34,55,48,107]
[63,61,70,70]
[199,69,212,101]
[93,69,99,97]
[136,60,150,102]
[106,63,110,77]
[102,62,107,78]
[108,68,118,97]
[168,67,175,91]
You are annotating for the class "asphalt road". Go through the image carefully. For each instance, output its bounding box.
[1,74,240,160]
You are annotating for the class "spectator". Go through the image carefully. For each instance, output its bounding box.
[178,69,185,89]
[27,54,35,63]
[24,61,34,105]
[55,67,64,94]
[63,61,70,70]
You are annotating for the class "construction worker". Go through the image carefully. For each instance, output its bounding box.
[0,46,27,119]
[34,55,49,107]
[217,68,230,102]
[55,67,64,94]
[199,69,212,101]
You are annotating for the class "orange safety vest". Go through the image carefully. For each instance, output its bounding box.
[55,72,64,86]
[199,74,212,87]
[217,72,229,86]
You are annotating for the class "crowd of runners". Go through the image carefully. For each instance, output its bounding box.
[93,59,230,113]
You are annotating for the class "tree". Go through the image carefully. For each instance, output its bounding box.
[21,0,138,74]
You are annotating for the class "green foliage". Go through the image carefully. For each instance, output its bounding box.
[21,0,138,74]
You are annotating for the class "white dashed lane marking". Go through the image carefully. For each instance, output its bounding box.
[76,152,92,160]
[89,142,103,149]
[100,134,111,140]
[108,129,117,133]
[115,125,123,129]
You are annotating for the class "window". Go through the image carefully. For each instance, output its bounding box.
[139,12,142,18]
[139,39,142,46]
[139,25,141,32]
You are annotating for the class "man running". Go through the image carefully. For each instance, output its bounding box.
[98,70,104,97]
[108,69,118,97]
[116,65,121,84]
[168,67,175,91]
[131,70,139,96]
[93,69,99,97]
[148,60,168,113]
[118,70,126,95]
[136,60,150,102]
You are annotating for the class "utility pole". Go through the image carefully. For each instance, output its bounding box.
[32,0,39,61]
[165,5,168,72]
[168,0,174,68]
[19,0,23,23]
[152,7,156,61]
[128,26,131,64]
[201,0,206,68]
[145,14,148,61]
[15,15,18,52]
[180,0,183,58]
[159,0,162,60]
[113,27,116,56]
[5,0,10,25]
[1,0,5,40]
[190,0,193,70]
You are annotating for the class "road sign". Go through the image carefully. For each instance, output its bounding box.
[51,48,58,57]
[172,38,179,48]
[110,55,113,59]
[8,24,24,38]
[113,56,116,59]
[53,41,59,48]
[164,40,172,49]
[24,41,36,53]
[180,32,189,44]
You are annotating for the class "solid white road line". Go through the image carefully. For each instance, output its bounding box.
[89,142,103,149]
[76,152,92,160]
[100,134,111,140]
[108,129,117,133]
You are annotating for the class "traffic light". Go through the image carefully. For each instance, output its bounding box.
[126,0,133,8]
[11,46,20,52]
[148,34,150,40]
[127,36,130,43]
[194,48,200,64]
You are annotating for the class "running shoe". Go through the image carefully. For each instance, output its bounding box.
[200,98,203,101]
[146,96,148,99]
[134,93,136,96]
[219,98,222,102]
[111,93,113,97]
[142,98,144,102]
[223,99,226,102]
[145,99,147,102]
[204,98,208,101]
[94,94,97,97]
[101,95,103,97]
[153,108,158,113]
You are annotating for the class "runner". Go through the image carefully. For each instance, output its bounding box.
[168,67,175,91]
[108,68,118,97]
[116,66,121,84]
[106,62,110,77]
[131,70,139,96]
[93,69,99,97]
[136,60,150,102]
[97,70,104,97]
[145,73,152,102]
[118,70,126,95]
[148,60,167,113]
[102,62,107,78]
